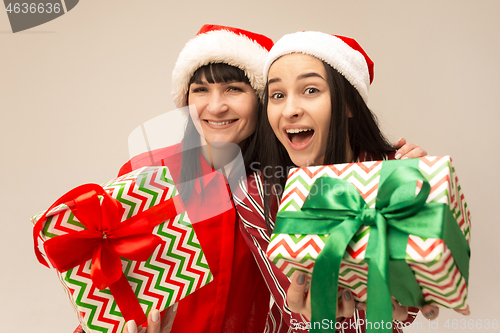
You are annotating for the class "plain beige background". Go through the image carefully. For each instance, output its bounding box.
[1,1,499,332]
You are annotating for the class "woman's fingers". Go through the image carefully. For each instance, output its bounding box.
[287,272,311,320]
[402,146,427,159]
[109,305,179,333]
[355,301,366,312]
[394,137,406,150]
[394,137,428,159]
[337,289,355,318]
[354,298,408,321]
[160,303,178,333]
[304,285,312,320]
[124,320,137,333]
[421,304,440,320]
[123,308,166,333]
[392,298,408,321]
[394,138,412,159]
[145,309,161,333]
[454,304,471,316]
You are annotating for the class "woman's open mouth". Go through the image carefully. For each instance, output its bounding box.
[285,128,314,150]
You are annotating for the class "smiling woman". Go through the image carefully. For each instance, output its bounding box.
[119,26,274,333]
[73,24,275,333]
[187,63,259,148]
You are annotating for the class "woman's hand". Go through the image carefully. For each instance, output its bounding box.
[286,272,312,319]
[287,272,403,321]
[394,137,427,159]
[286,272,355,320]
[286,272,469,323]
[354,299,408,321]
[123,303,177,333]
[418,303,471,320]
[355,299,470,321]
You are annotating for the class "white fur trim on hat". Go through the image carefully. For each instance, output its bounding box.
[264,31,371,104]
[172,29,269,108]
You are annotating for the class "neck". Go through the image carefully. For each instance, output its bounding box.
[200,138,241,174]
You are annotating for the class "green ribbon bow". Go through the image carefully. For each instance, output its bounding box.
[274,159,470,333]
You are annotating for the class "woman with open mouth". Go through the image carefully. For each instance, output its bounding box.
[234,31,441,333]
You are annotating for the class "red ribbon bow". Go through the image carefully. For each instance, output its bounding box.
[33,183,185,325]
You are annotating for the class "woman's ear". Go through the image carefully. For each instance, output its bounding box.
[347,106,353,118]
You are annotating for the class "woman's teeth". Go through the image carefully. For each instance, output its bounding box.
[206,120,236,125]
[285,128,312,134]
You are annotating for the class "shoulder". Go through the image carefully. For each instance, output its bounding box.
[118,143,184,176]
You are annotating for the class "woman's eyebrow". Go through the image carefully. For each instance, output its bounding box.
[297,72,325,81]
[268,72,325,85]
[191,80,208,85]
[268,77,281,85]
[220,80,241,86]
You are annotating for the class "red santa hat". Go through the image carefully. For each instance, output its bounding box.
[263,31,374,104]
[171,24,274,108]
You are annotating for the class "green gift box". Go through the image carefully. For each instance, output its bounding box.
[266,156,471,332]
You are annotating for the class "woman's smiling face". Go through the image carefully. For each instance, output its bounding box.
[188,72,258,147]
[267,53,331,167]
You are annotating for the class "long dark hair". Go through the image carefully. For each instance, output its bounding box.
[178,63,262,203]
[256,61,395,232]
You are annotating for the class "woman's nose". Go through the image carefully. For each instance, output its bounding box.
[281,95,304,119]
[206,92,229,115]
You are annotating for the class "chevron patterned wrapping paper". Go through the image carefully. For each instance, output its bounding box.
[267,156,471,309]
[32,166,212,333]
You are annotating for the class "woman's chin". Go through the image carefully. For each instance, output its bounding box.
[204,136,235,146]
[290,155,315,168]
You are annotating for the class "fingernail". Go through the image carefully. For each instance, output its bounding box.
[355,306,363,310]
[151,309,160,323]
[297,273,305,285]
[425,310,435,319]
[127,320,137,333]
[343,290,351,301]
[395,153,401,159]
[173,303,178,312]
[402,156,409,159]
[398,137,403,142]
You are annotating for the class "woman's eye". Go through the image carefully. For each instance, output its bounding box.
[270,92,284,100]
[227,86,242,92]
[191,87,207,93]
[305,87,319,94]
